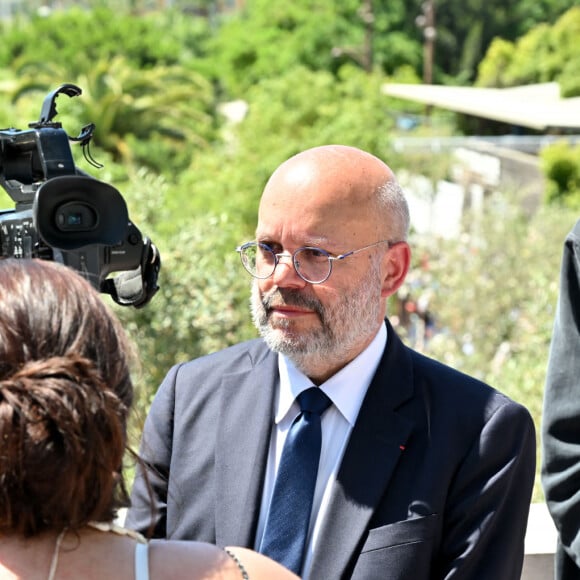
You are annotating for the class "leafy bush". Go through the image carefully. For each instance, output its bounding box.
[540,141,580,209]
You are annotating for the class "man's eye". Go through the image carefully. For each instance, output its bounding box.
[300,248,329,262]
[260,242,281,253]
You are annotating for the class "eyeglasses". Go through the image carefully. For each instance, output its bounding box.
[235,240,398,284]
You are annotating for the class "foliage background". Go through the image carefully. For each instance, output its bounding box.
[2,0,580,501]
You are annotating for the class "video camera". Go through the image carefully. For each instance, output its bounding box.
[0,84,160,308]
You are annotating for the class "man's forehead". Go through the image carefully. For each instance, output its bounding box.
[262,163,365,208]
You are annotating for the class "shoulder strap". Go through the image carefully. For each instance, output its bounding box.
[135,542,149,580]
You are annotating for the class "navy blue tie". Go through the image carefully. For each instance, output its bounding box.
[259,387,332,574]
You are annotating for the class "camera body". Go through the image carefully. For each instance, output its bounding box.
[0,84,160,308]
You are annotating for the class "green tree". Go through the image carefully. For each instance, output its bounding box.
[169,64,398,237]
[0,6,211,76]
[3,56,217,174]
[419,0,576,82]
[476,5,580,95]
[202,0,376,95]
[475,37,518,88]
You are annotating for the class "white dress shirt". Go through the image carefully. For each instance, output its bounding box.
[254,322,388,579]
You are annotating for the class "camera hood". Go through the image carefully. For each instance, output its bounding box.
[34,175,129,250]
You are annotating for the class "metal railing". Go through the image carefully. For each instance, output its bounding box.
[391,134,580,155]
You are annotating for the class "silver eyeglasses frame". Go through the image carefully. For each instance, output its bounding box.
[235,239,399,284]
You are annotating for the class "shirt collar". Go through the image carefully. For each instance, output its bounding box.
[276,322,387,425]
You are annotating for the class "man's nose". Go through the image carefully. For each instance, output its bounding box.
[272,252,307,287]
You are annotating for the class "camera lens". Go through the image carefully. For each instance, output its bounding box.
[55,202,98,231]
[66,213,83,226]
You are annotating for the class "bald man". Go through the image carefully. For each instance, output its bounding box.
[127,145,536,579]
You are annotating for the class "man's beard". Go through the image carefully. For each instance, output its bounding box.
[250,260,383,376]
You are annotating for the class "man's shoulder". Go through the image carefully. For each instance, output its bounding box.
[410,348,488,388]
[407,347,531,419]
[156,338,274,402]
[178,337,272,371]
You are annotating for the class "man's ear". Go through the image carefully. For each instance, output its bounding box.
[381,242,411,298]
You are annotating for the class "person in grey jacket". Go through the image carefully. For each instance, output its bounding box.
[542,217,580,579]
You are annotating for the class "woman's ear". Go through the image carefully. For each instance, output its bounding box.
[381,242,411,298]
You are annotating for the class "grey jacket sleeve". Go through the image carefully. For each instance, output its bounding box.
[542,218,580,576]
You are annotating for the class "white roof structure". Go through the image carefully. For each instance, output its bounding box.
[382,82,580,132]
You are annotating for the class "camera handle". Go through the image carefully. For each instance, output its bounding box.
[35,83,82,126]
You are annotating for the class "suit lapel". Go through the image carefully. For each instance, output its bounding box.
[309,323,415,578]
[215,345,278,547]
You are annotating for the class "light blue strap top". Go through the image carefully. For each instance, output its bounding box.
[135,542,149,580]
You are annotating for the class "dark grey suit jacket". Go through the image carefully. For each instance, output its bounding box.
[127,320,536,579]
[542,218,580,580]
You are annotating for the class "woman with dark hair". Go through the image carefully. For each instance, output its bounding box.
[0,259,298,580]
